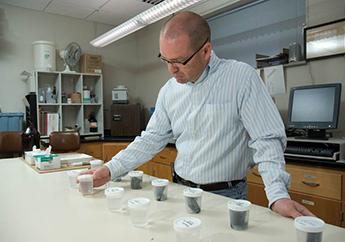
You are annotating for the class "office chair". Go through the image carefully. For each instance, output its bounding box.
[49,131,80,153]
[0,131,23,158]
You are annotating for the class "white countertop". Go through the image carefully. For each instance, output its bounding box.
[0,158,344,242]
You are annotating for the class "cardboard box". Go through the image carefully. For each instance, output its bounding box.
[80,54,102,73]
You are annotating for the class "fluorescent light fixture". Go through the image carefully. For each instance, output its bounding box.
[90,0,204,47]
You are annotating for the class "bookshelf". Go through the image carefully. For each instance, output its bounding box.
[34,71,103,138]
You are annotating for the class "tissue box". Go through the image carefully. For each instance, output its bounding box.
[25,150,47,165]
[34,154,61,170]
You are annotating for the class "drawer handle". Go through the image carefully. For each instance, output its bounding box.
[159,155,167,160]
[302,181,320,187]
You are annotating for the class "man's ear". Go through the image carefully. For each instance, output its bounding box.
[203,42,212,59]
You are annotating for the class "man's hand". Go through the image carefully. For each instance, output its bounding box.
[80,166,111,187]
[271,198,315,218]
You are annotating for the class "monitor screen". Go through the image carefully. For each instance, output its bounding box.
[287,83,341,131]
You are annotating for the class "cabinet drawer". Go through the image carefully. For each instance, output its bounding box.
[151,162,173,181]
[247,183,268,207]
[341,202,345,228]
[287,166,342,200]
[152,147,176,165]
[247,167,263,185]
[290,191,342,226]
[102,142,129,162]
[78,142,102,160]
[137,161,153,176]
[137,161,173,181]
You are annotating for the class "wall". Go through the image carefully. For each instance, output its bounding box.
[1,0,344,132]
[133,0,345,133]
[274,0,345,133]
[0,4,138,129]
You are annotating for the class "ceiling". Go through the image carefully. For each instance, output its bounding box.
[0,0,167,26]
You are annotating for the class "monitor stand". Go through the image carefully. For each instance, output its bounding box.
[294,129,328,140]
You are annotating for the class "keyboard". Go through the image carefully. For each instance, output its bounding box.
[285,146,336,157]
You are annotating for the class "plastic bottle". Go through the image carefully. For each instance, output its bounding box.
[83,85,90,103]
[22,120,40,152]
[88,113,98,132]
[46,86,52,103]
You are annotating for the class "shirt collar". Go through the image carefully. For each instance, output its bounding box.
[187,51,219,86]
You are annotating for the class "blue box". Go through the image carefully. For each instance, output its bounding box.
[0,112,24,131]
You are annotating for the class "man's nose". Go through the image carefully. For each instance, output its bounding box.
[167,63,179,73]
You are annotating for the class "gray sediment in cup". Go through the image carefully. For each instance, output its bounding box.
[186,196,201,213]
[130,176,142,189]
[306,232,322,242]
[154,186,167,201]
[230,210,249,230]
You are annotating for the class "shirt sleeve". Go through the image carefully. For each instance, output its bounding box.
[237,65,291,207]
[105,84,173,180]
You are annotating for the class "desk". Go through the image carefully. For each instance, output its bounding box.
[0,158,344,242]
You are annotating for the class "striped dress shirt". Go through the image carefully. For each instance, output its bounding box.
[106,52,291,206]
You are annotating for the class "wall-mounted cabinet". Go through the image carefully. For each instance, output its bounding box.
[34,71,103,138]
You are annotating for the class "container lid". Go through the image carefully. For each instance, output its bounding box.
[183,187,203,198]
[128,170,144,177]
[78,174,93,182]
[294,216,325,233]
[105,187,124,198]
[0,112,24,117]
[173,217,201,232]
[127,197,150,208]
[66,170,81,177]
[152,178,169,187]
[32,40,55,46]
[227,199,251,212]
[90,159,103,166]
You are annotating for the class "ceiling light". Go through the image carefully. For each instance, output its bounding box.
[90,0,204,47]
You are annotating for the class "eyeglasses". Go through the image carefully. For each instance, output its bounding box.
[158,38,209,66]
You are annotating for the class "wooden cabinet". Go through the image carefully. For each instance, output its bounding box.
[137,146,176,181]
[100,142,176,180]
[78,142,103,159]
[247,163,345,227]
[287,165,342,200]
[247,182,267,207]
[289,191,342,226]
[102,142,129,162]
[341,202,345,227]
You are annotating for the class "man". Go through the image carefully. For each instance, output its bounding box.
[88,11,313,218]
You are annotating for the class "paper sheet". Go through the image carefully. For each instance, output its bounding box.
[262,65,286,96]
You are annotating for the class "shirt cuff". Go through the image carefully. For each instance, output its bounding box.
[265,182,291,208]
[104,158,127,181]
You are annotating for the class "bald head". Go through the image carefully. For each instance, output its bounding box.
[160,11,210,49]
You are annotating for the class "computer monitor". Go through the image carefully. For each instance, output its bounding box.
[287,83,342,140]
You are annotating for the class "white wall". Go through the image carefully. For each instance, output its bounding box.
[133,0,345,133]
[1,0,344,132]
[0,4,138,129]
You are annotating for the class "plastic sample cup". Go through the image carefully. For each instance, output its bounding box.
[90,159,103,169]
[152,178,169,201]
[183,188,203,214]
[127,197,151,227]
[228,199,251,230]
[105,187,124,212]
[78,174,93,195]
[294,216,325,242]
[66,170,81,189]
[128,170,144,189]
[173,217,201,242]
